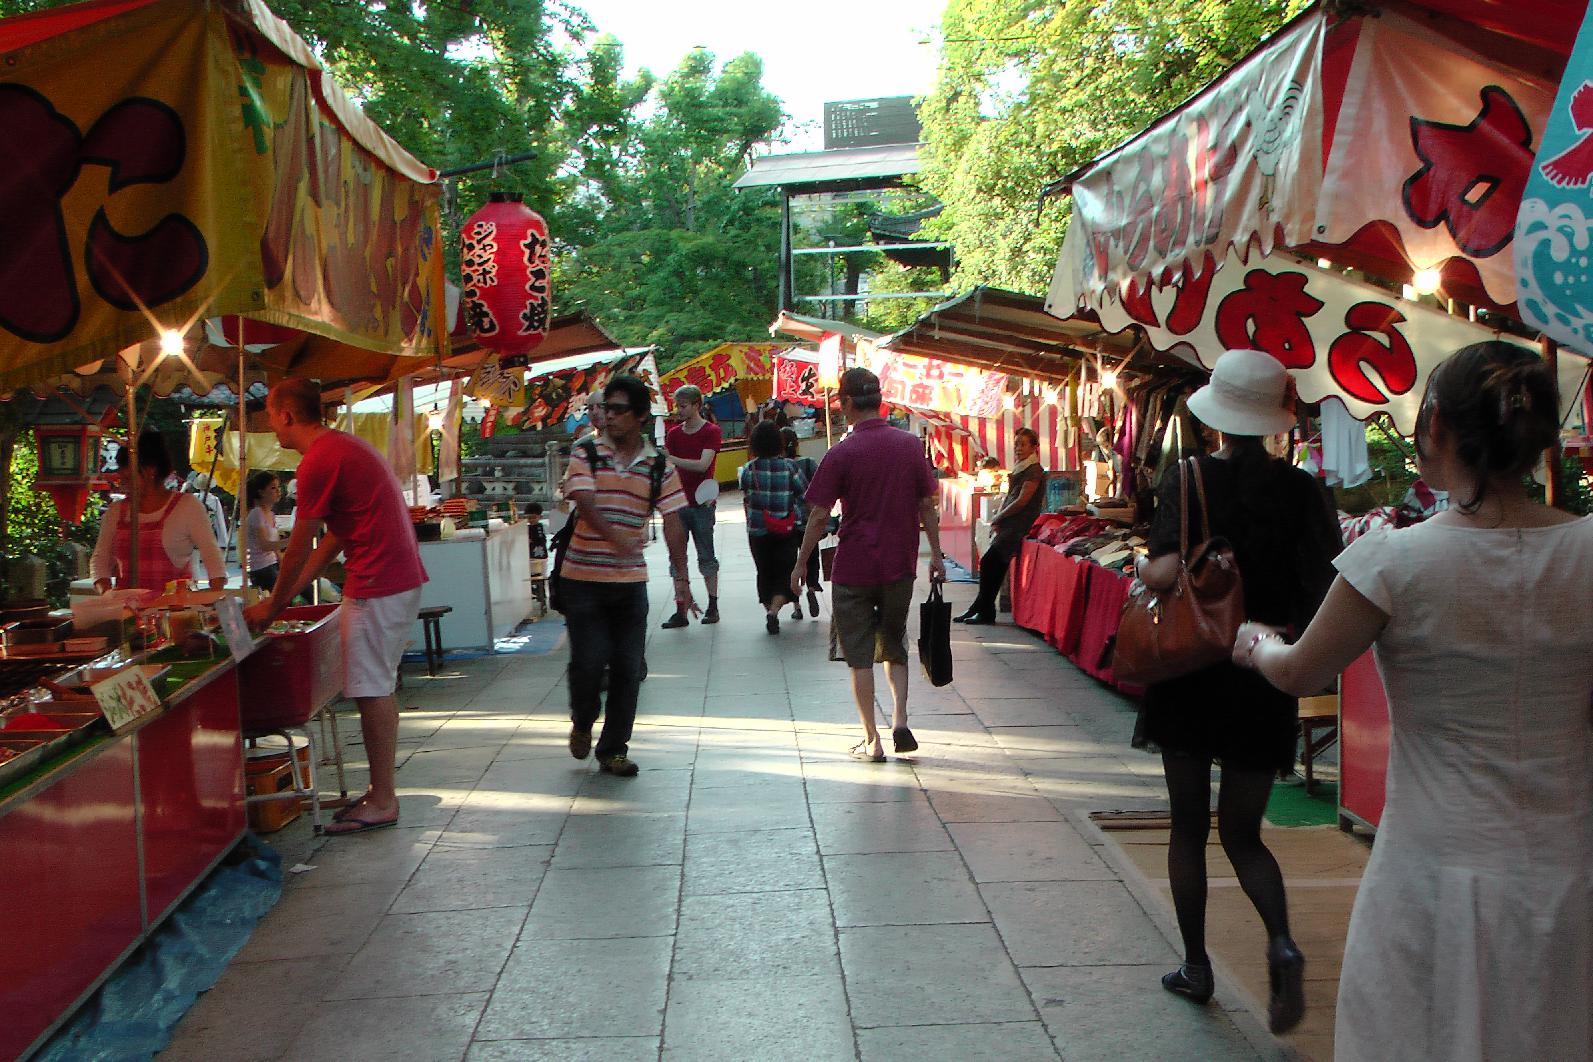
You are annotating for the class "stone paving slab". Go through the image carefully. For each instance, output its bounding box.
[158,511,1290,1061]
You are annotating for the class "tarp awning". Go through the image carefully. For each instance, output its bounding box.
[0,0,447,394]
[1046,4,1575,320]
[733,144,921,191]
[879,287,1136,383]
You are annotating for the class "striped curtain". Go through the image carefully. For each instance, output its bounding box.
[910,397,1080,476]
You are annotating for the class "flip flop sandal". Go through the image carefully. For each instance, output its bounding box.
[331,794,373,823]
[848,741,886,763]
[325,814,399,836]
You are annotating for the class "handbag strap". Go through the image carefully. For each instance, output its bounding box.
[1187,456,1214,543]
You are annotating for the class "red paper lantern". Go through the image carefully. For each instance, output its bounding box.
[460,192,551,356]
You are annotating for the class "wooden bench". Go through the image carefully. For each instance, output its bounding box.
[1297,694,1339,795]
[418,605,452,676]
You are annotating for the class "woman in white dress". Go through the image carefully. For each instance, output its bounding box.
[1233,340,1593,1060]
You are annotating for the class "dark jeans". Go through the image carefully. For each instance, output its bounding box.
[968,537,1019,616]
[249,564,279,592]
[562,577,649,759]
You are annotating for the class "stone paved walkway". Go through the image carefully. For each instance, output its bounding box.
[159,508,1291,1062]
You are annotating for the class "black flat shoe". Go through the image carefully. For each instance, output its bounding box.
[1161,963,1213,1005]
[892,727,918,754]
[1267,939,1306,1034]
[766,614,780,635]
[961,613,995,626]
[953,609,978,623]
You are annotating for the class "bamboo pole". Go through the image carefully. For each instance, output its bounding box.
[1543,335,1564,510]
[238,327,250,589]
[125,369,140,591]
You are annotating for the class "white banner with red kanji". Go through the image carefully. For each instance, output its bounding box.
[773,348,821,406]
[1089,247,1550,433]
[863,344,1008,418]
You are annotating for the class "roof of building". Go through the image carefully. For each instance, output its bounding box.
[734,143,921,192]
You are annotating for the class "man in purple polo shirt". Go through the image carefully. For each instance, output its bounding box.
[793,367,945,762]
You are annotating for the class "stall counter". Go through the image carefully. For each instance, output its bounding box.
[415,521,532,651]
[0,654,248,1061]
[939,477,999,576]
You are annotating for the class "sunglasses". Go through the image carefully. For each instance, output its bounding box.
[600,402,637,416]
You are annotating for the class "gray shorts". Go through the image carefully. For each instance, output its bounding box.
[831,578,914,668]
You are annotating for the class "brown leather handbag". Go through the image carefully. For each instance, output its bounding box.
[1112,458,1245,686]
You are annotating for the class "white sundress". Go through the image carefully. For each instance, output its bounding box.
[1332,518,1593,1061]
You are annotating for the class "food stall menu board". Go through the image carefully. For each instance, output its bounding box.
[92,669,162,732]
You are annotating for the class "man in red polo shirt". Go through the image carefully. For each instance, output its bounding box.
[245,378,426,835]
[793,367,945,763]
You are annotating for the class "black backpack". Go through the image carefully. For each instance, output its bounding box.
[549,439,668,613]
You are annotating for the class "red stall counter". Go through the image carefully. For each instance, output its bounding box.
[239,604,343,730]
[0,658,247,1061]
[1339,650,1390,832]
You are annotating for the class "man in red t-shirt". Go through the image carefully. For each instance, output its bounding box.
[245,378,427,836]
[662,385,723,626]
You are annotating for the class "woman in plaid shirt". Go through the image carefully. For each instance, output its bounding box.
[739,421,810,634]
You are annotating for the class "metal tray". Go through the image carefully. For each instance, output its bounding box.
[0,735,56,791]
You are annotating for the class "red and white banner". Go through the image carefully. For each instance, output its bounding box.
[774,350,822,406]
[1317,10,1555,308]
[865,345,1008,418]
[1089,246,1552,433]
[913,397,1078,476]
[1049,15,1325,313]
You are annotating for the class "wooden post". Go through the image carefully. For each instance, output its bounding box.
[1544,335,1565,510]
[778,190,793,313]
[125,369,140,591]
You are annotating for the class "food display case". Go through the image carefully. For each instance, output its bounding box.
[0,637,251,1061]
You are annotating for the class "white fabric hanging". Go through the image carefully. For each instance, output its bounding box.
[1319,398,1372,488]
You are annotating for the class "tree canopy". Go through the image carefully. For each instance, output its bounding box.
[916,0,1309,297]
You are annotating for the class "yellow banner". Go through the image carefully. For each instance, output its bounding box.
[0,1,444,393]
[660,343,782,410]
[189,413,430,496]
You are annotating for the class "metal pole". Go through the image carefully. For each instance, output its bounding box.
[1544,335,1564,509]
[778,190,793,312]
[125,368,140,591]
[238,328,251,590]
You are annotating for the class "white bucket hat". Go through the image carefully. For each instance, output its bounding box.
[1187,349,1297,437]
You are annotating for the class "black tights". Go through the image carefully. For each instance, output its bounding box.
[1161,752,1291,967]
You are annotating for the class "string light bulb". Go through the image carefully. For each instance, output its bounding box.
[1412,267,1442,295]
[1101,369,1119,390]
[159,330,184,357]
[427,404,443,433]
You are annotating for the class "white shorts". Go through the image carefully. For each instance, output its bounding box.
[341,587,423,698]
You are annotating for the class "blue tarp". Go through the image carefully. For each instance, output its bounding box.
[36,839,284,1062]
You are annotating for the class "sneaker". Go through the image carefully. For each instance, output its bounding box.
[791,604,803,621]
[661,613,689,629]
[597,754,639,777]
[569,726,592,760]
[702,606,720,624]
[1161,963,1214,1004]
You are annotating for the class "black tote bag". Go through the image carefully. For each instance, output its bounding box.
[918,581,954,687]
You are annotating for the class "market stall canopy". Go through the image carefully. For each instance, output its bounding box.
[659,342,785,411]
[768,311,882,346]
[0,0,448,394]
[1043,0,1593,431]
[733,144,921,193]
[878,287,1137,384]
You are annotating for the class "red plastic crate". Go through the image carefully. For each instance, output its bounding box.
[238,604,343,730]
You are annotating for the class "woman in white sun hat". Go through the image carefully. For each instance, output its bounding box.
[1132,348,1341,1033]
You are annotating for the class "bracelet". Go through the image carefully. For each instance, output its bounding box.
[1244,630,1282,666]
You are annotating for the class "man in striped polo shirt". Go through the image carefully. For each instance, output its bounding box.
[561,374,697,776]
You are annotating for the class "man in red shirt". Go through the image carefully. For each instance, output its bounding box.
[245,378,427,835]
[661,384,723,627]
[793,368,945,762]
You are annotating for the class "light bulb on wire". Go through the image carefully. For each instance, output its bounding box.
[159,330,184,357]
[1412,267,1442,295]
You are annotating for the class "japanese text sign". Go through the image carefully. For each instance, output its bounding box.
[774,354,821,405]
[660,343,779,409]
[1090,248,1530,433]
[863,345,1007,419]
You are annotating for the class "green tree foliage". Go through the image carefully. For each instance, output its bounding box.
[555,48,785,369]
[917,0,1308,296]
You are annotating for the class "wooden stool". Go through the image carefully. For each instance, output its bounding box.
[1296,694,1339,795]
[418,605,452,676]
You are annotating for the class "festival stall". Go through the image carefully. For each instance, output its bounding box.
[1042,0,1593,829]
[0,0,450,1054]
